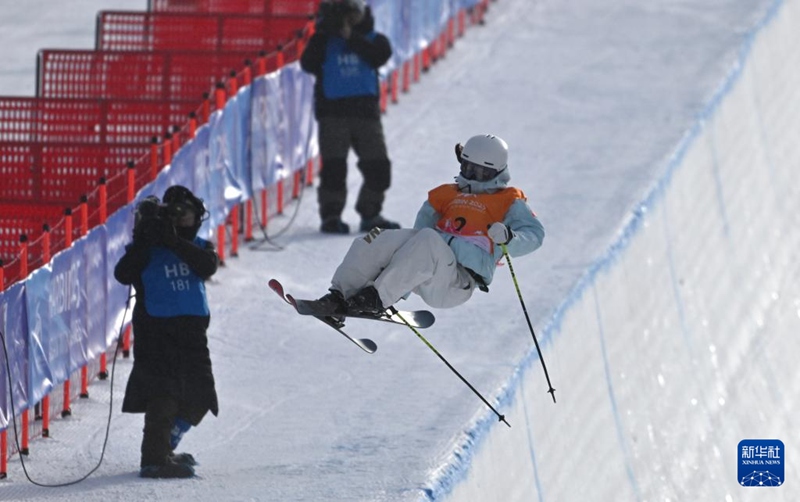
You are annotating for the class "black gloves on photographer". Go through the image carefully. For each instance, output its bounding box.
[133,218,179,249]
[316,2,346,34]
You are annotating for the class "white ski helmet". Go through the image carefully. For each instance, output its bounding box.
[456,134,511,192]
[460,134,508,172]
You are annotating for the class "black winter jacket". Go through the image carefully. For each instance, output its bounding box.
[300,7,392,119]
[114,237,219,421]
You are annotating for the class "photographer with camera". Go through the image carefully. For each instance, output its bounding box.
[114,185,219,479]
[301,0,400,234]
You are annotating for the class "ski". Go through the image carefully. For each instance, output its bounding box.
[293,298,435,329]
[269,279,378,354]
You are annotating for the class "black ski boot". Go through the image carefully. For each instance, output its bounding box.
[347,286,385,315]
[316,289,348,323]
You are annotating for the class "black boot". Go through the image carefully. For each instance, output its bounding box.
[316,289,347,323]
[140,458,195,478]
[347,286,385,315]
[170,452,198,466]
[321,217,350,234]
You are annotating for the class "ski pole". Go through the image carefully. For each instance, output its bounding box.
[389,307,511,428]
[500,244,557,403]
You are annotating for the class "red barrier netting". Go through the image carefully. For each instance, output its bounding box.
[0,142,151,202]
[6,13,312,287]
[0,203,64,264]
[0,97,198,144]
[148,0,320,15]
[96,11,311,53]
[0,152,153,269]
[0,209,72,282]
[37,49,254,100]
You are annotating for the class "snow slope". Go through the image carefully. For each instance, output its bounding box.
[0,0,780,500]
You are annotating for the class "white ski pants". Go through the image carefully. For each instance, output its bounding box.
[331,228,475,309]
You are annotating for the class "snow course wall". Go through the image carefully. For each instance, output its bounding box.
[429,0,800,500]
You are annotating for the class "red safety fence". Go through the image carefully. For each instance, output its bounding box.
[6,8,313,280]
[0,96,196,144]
[6,39,303,269]
[148,0,320,15]
[0,151,154,272]
[0,95,192,265]
[95,11,311,53]
[37,49,255,101]
[0,203,87,277]
[0,203,64,270]
[1,142,150,204]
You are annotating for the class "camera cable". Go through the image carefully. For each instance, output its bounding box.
[0,286,132,486]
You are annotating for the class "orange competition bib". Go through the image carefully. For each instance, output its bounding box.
[428,184,525,253]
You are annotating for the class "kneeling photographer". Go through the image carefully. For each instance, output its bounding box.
[114,185,219,479]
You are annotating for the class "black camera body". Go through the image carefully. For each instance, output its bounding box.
[317,2,350,34]
[135,196,191,227]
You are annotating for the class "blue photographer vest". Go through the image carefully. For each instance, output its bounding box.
[322,35,380,99]
[141,237,210,318]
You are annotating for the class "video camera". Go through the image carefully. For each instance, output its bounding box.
[134,196,192,227]
[316,1,352,34]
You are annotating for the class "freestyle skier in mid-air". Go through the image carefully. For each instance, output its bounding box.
[271,134,552,413]
[315,133,545,317]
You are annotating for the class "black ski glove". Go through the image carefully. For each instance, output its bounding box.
[133,218,178,248]
[133,219,162,248]
[159,219,179,248]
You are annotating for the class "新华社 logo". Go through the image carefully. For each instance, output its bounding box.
[738,439,784,487]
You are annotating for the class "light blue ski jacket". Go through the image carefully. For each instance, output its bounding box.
[413,174,545,286]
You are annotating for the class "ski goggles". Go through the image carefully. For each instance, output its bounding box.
[460,160,503,182]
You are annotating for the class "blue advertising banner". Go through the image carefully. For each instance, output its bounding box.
[251,72,289,190]
[26,239,89,404]
[105,207,135,347]
[292,65,318,167]
[281,63,315,174]
[234,85,254,202]
[187,125,216,240]
[371,0,408,70]
[219,93,246,212]
[25,265,56,404]
[168,135,200,194]
[0,282,30,426]
[206,111,233,229]
[83,226,108,361]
